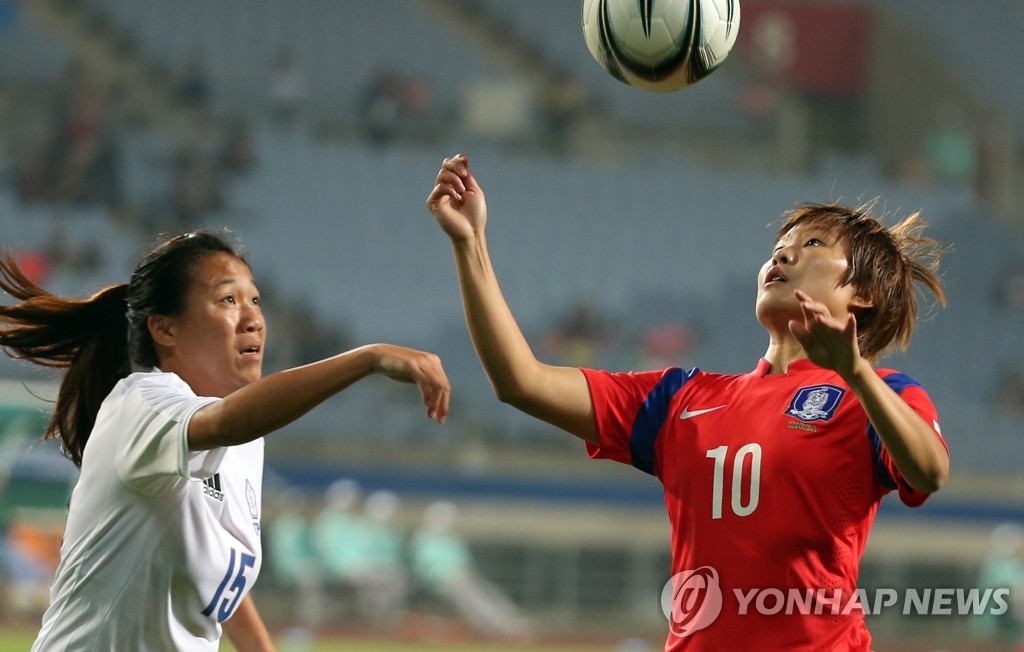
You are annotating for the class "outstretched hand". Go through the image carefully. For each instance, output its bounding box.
[787,290,864,379]
[372,344,451,423]
[425,154,487,242]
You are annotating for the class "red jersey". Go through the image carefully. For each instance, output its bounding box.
[584,358,948,651]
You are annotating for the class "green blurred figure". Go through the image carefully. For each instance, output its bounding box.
[267,487,322,650]
[411,501,530,640]
[311,482,408,629]
[972,523,1024,648]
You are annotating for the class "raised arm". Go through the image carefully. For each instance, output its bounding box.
[426,154,597,443]
[188,343,449,450]
[789,290,949,492]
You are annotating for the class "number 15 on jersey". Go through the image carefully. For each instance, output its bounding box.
[202,548,256,622]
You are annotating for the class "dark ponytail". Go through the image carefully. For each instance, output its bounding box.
[0,253,130,466]
[0,230,245,467]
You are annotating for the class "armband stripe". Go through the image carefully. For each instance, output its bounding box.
[629,367,695,475]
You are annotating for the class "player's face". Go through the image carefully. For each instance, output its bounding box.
[161,252,265,398]
[755,223,863,328]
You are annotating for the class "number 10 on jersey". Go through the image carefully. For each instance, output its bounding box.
[706,444,762,519]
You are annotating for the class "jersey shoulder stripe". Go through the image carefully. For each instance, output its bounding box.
[866,370,926,489]
[629,367,697,475]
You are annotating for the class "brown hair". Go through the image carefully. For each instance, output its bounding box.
[0,231,245,466]
[776,202,947,361]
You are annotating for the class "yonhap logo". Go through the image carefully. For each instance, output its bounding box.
[660,567,723,638]
[658,566,1011,635]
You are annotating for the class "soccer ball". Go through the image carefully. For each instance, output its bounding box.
[581,0,741,92]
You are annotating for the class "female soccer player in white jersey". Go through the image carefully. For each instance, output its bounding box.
[0,231,450,651]
[426,154,950,651]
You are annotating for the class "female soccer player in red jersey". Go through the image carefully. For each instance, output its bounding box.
[426,154,949,651]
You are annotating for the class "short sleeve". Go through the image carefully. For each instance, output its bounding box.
[583,367,695,476]
[871,371,949,507]
[113,375,221,494]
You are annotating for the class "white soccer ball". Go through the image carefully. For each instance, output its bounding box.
[581,0,741,92]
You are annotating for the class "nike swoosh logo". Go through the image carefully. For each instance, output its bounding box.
[679,405,727,420]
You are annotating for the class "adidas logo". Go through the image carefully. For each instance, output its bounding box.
[203,473,224,502]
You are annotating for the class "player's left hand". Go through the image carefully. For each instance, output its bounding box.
[788,289,863,379]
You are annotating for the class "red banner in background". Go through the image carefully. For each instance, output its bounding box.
[736,2,873,96]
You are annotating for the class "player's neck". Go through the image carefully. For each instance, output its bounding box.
[762,339,809,375]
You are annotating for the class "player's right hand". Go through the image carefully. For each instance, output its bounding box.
[426,154,487,243]
[370,343,451,424]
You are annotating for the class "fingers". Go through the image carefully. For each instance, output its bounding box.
[431,172,466,205]
[422,374,451,424]
[788,318,813,350]
[436,155,473,191]
[794,290,840,333]
[389,348,451,424]
[426,182,459,209]
[440,153,470,178]
[427,156,472,210]
[416,358,451,424]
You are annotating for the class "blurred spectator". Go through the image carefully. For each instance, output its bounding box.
[358,68,433,148]
[222,118,255,174]
[311,479,367,596]
[972,523,1024,646]
[640,321,697,370]
[11,248,50,286]
[360,68,406,147]
[993,366,1024,417]
[358,490,410,630]
[168,108,230,225]
[267,488,323,631]
[175,50,212,112]
[172,150,223,225]
[311,480,408,628]
[921,103,977,189]
[267,48,308,128]
[50,81,120,205]
[0,521,60,615]
[262,291,353,372]
[46,224,102,274]
[974,112,1015,214]
[18,60,122,210]
[993,260,1024,318]
[538,67,589,157]
[410,501,530,640]
[543,300,612,368]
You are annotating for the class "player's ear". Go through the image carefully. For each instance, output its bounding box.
[850,293,874,311]
[148,315,177,347]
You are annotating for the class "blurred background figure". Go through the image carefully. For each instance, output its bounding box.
[972,522,1024,648]
[921,103,978,190]
[359,68,406,148]
[174,49,212,113]
[267,487,324,637]
[411,501,530,641]
[310,478,368,620]
[0,521,55,616]
[311,480,408,630]
[266,48,308,129]
[542,300,614,369]
[358,490,410,631]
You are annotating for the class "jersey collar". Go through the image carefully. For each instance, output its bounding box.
[752,357,823,377]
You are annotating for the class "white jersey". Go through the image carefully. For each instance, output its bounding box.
[32,370,265,651]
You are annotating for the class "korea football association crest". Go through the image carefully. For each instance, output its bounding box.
[787,384,845,422]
